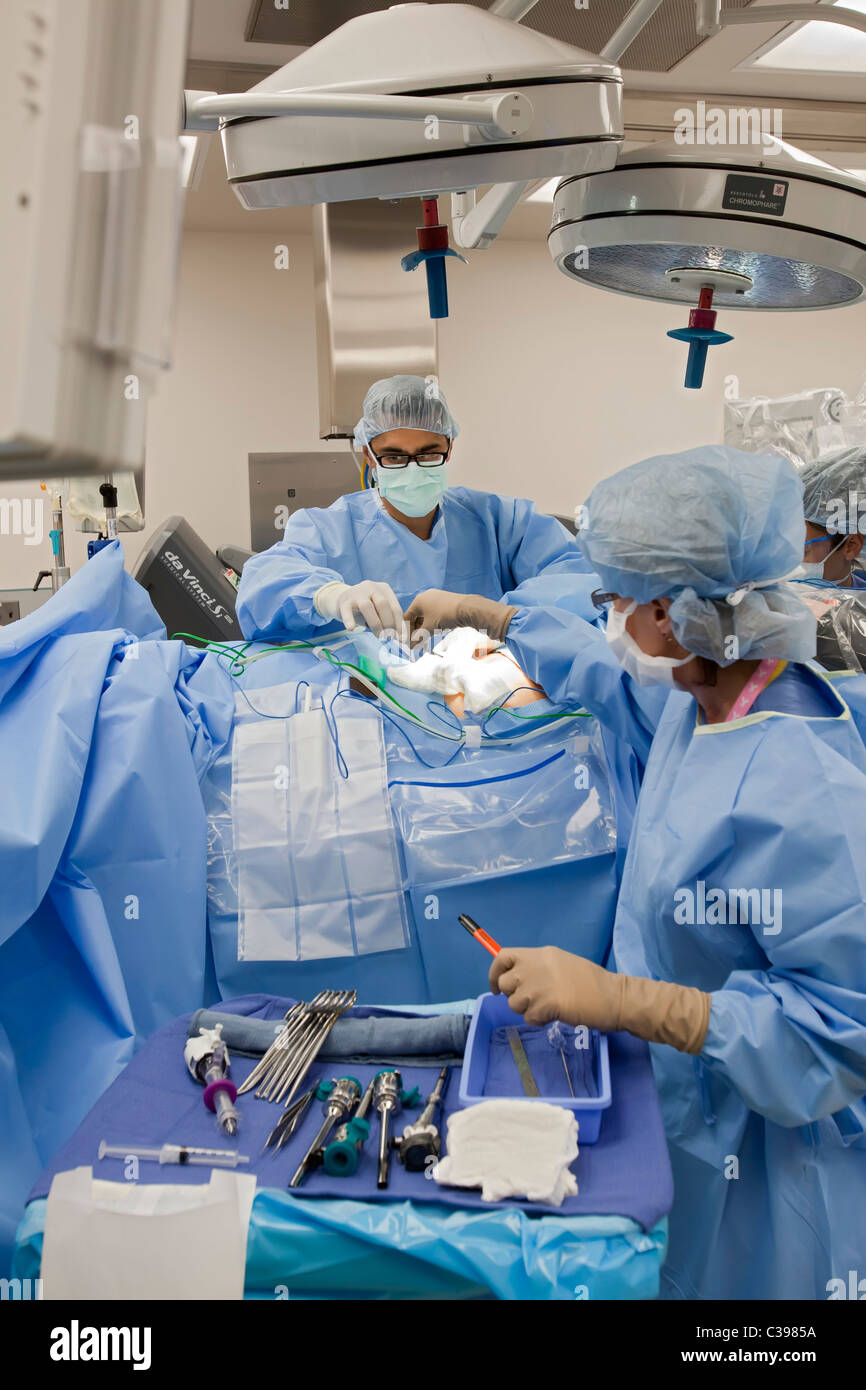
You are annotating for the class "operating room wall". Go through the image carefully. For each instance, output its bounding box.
[3,227,866,590]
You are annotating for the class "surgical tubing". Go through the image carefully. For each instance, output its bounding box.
[178,630,590,748]
[388,746,567,790]
[335,689,466,771]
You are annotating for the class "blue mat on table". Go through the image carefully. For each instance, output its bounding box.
[29,995,672,1230]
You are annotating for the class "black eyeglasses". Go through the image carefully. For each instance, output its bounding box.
[591,590,620,612]
[370,448,449,470]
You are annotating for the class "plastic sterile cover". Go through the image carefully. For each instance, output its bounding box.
[723,386,849,469]
[840,377,866,449]
[204,668,617,968]
[388,718,615,886]
[813,589,866,672]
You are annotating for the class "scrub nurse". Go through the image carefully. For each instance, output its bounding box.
[405,445,866,1301]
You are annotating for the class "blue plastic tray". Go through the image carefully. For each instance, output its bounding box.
[459,993,612,1143]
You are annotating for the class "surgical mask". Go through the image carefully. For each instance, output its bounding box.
[604,602,692,687]
[791,536,848,583]
[375,460,449,518]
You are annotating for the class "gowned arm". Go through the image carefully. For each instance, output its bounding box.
[235,518,345,641]
[701,735,866,1127]
[498,499,595,599]
[506,605,666,765]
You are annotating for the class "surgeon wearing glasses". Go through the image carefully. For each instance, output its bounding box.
[235,374,593,642]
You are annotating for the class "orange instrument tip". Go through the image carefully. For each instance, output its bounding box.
[458,914,501,957]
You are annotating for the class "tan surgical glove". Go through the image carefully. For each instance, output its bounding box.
[403,589,517,645]
[490,946,710,1055]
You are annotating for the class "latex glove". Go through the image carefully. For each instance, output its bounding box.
[315,579,407,640]
[490,946,710,1055]
[403,589,517,645]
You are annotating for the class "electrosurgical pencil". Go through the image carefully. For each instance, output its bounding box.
[458,913,501,957]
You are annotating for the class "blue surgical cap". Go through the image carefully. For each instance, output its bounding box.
[354,375,459,451]
[578,445,816,664]
[800,446,866,535]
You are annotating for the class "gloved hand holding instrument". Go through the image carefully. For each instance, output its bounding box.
[315,578,408,640]
[403,589,516,646]
[490,946,711,1055]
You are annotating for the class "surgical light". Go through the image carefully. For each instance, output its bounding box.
[549,134,866,387]
[189,3,624,209]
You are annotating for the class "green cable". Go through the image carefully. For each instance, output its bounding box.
[319,650,465,742]
[172,629,590,738]
[170,631,353,664]
[485,705,591,724]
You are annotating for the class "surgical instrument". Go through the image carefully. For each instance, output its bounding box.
[560,1050,576,1098]
[184,1024,240,1136]
[394,1066,451,1173]
[262,1084,317,1154]
[547,1021,576,1098]
[264,990,357,1108]
[458,913,501,958]
[506,1028,540,1097]
[322,1078,376,1177]
[289,1076,362,1189]
[98,1141,250,1169]
[373,1070,404,1190]
[237,999,309,1095]
[238,989,357,1104]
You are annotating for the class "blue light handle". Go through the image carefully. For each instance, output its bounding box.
[667,326,733,390]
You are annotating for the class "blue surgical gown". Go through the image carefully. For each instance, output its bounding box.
[508,606,866,1301]
[235,486,593,640]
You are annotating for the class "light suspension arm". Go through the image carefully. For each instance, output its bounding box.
[696,0,866,38]
[488,0,542,19]
[600,0,665,60]
[450,182,530,250]
[183,89,533,139]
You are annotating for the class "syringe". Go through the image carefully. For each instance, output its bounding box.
[98,1140,250,1168]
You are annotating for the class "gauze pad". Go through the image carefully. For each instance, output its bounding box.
[433,1099,579,1205]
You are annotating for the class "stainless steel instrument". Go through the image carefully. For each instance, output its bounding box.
[322,1078,376,1177]
[288,1076,362,1189]
[373,1070,404,1190]
[237,990,357,1106]
[262,1084,317,1154]
[506,1027,540,1097]
[394,1065,450,1173]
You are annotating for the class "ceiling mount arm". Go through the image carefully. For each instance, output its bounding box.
[600,0,665,60]
[183,89,533,139]
[695,0,866,38]
[451,0,655,253]
[488,0,542,19]
[451,182,530,250]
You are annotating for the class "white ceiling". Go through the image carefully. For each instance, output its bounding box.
[183,0,866,236]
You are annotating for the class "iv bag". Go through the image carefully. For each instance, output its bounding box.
[42,473,143,527]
